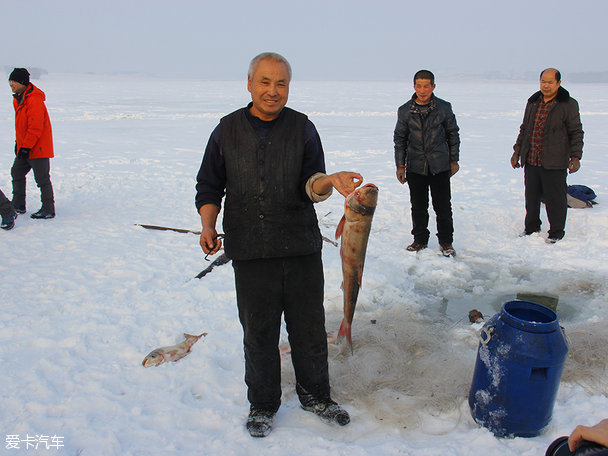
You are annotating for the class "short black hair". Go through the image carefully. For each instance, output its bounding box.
[540,68,561,82]
[414,70,435,85]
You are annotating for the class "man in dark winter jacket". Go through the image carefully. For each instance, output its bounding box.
[511,68,584,243]
[393,70,460,257]
[195,52,361,438]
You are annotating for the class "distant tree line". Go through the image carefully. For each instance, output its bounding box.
[567,71,608,83]
[460,70,608,83]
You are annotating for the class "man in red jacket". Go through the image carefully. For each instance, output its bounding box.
[9,68,55,219]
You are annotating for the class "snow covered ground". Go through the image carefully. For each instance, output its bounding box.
[1,74,607,455]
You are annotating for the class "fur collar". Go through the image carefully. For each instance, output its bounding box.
[528,86,570,104]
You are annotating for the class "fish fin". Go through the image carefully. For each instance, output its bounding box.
[326,331,337,344]
[336,318,353,352]
[357,264,364,287]
[173,352,188,361]
[335,216,346,239]
[184,332,206,340]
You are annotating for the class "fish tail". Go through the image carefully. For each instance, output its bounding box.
[337,318,353,351]
[184,332,207,340]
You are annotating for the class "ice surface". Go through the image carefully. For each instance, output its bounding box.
[1,74,608,455]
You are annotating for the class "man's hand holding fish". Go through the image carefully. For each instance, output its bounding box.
[312,171,363,197]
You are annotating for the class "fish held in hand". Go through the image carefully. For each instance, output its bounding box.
[335,183,378,350]
[142,332,207,367]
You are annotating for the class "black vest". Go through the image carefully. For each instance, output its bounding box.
[220,107,322,260]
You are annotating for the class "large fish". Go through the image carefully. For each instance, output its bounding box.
[335,183,378,350]
[142,332,207,367]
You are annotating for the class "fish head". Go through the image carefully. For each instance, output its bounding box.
[142,350,165,368]
[346,183,378,215]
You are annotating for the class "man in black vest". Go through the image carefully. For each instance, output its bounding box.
[195,52,363,437]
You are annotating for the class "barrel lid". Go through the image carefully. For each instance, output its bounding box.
[500,300,559,333]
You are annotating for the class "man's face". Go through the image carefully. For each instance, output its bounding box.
[540,70,561,101]
[414,78,435,105]
[9,80,26,94]
[247,58,290,121]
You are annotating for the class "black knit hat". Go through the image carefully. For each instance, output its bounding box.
[9,68,30,86]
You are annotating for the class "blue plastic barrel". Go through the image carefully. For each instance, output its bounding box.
[468,300,569,437]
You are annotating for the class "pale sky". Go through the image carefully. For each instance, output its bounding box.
[2,0,606,80]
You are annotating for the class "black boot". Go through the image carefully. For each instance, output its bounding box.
[300,394,350,426]
[246,407,276,438]
[1,213,17,230]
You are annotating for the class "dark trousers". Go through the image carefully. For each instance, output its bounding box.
[232,252,330,411]
[406,170,454,244]
[524,164,567,239]
[0,189,15,218]
[11,156,55,213]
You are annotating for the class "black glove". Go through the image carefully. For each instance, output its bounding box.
[17,148,31,159]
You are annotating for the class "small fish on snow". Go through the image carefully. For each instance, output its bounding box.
[142,332,207,367]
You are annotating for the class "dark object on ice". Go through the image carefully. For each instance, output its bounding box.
[135,224,232,278]
[135,223,202,235]
[322,235,338,247]
[468,309,483,323]
[545,435,608,456]
[469,300,569,437]
[567,185,597,208]
[136,224,338,247]
[195,253,231,279]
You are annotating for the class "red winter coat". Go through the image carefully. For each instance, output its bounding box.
[13,83,54,158]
